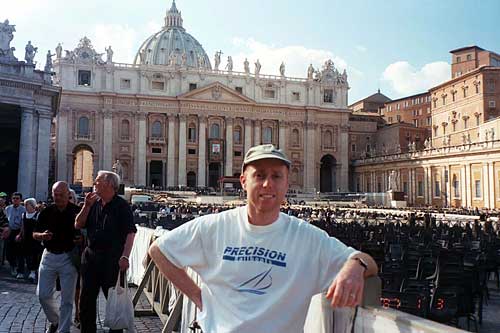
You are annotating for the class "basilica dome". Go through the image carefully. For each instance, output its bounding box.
[133,1,211,69]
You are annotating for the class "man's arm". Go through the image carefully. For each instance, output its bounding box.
[75,192,98,229]
[326,252,378,308]
[118,232,135,271]
[148,242,202,310]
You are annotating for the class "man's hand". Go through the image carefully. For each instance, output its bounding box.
[84,192,99,207]
[41,230,54,241]
[326,259,365,308]
[119,257,129,271]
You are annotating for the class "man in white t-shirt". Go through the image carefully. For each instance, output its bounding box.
[149,144,378,333]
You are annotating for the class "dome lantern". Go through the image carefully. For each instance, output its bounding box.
[164,0,184,30]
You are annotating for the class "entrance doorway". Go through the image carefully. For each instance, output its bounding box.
[320,154,337,192]
[0,104,21,194]
[187,171,196,188]
[149,161,163,187]
[73,145,94,190]
[208,163,221,189]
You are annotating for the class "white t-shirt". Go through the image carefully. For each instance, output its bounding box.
[155,206,359,333]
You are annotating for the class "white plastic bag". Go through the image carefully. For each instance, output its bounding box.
[104,272,135,331]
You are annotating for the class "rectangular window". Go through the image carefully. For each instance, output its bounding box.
[466,54,472,61]
[417,181,424,197]
[189,83,197,91]
[234,151,242,157]
[403,182,408,195]
[151,148,161,154]
[397,104,400,110]
[413,119,418,127]
[453,179,460,198]
[434,181,441,197]
[323,89,333,103]
[396,115,401,122]
[120,79,131,89]
[78,70,91,86]
[264,89,276,99]
[188,127,196,142]
[388,117,393,123]
[235,86,243,94]
[427,117,432,126]
[188,148,196,155]
[292,92,300,101]
[456,56,461,63]
[351,144,356,152]
[475,180,481,198]
[152,81,164,90]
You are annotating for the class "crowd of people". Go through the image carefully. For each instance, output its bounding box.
[1,171,136,333]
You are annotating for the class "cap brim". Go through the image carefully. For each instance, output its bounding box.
[243,154,291,168]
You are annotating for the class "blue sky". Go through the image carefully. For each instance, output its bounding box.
[4,0,499,103]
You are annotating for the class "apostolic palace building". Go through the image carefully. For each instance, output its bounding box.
[2,2,500,209]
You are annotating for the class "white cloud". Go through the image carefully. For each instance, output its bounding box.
[225,37,361,79]
[90,24,139,64]
[382,61,450,95]
[355,45,367,53]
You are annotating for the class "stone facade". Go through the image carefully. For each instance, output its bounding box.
[0,20,60,200]
[353,64,500,208]
[53,4,350,193]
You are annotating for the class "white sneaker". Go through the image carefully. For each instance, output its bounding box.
[28,271,36,282]
[16,272,24,279]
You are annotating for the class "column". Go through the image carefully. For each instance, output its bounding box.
[488,163,495,208]
[17,107,34,197]
[225,117,233,176]
[167,115,176,187]
[136,114,147,186]
[35,111,52,200]
[253,120,261,145]
[465,164,472,207]
[103,110,113,171]
[483,163,490,209]
[423,167,430,205]
[446,165,452,207]
[56,109,68,182]
[460,165,467,208]
[304,122,316,192]
[338,125,349,191]
[244,119,252,154]
[162,161,166,188]
[197,116,207,187]
[178,115,187,186]
[279,120,287,150]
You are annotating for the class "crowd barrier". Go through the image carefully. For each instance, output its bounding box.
[128,226,468,333]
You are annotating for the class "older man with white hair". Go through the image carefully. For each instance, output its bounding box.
[75,170,136,333]
[33,181,81,333]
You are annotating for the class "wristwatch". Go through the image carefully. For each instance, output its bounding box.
[351,257,368,271]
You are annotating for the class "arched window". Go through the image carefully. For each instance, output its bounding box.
[152,121,162,137]
[234,126,242,144]
[121,119,130,139]
[210,123,220,138]
[188,123,196,142]
[323,130,333,147]
[78,116,89,137]
[292,128,299,146]
[263,127,273,144]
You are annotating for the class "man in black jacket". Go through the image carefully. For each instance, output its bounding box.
[75,171,136,333]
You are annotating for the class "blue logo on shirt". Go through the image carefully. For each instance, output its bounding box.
[235,267,273,295]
